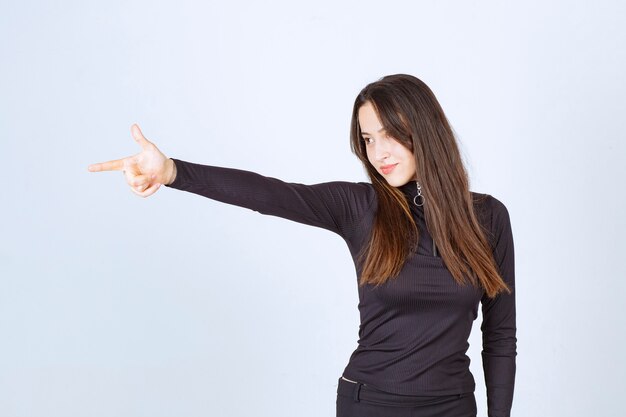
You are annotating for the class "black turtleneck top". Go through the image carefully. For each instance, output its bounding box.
[164,158,517,417]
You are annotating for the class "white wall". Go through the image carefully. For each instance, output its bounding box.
[1,0,624,416]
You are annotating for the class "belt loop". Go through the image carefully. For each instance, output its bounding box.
[353,382,362,402]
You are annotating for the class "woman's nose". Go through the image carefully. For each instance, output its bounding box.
[374,140,391,161]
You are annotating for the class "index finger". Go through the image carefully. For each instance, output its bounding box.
[87,157,127,172]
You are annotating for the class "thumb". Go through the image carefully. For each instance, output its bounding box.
[131,123,153,150]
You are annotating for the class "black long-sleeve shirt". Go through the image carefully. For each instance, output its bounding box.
[164,158,517,416]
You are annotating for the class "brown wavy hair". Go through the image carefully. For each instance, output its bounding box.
[349,74,511,299]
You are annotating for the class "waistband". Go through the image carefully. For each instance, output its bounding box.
[337,376,471,407]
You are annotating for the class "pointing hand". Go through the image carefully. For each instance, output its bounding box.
[87,124,175,198]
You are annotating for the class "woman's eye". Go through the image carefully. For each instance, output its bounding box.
[363,137,374,145]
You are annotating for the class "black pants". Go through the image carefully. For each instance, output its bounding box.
[336,376,477,417]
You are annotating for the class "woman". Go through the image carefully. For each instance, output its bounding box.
[88,74,516,417]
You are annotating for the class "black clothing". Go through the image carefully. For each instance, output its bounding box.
[165,158,517,417]
[336,376,477,416]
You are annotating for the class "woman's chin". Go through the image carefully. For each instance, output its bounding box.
[384,177,410,187]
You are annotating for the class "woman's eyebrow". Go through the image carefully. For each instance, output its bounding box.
[361,127,386,135]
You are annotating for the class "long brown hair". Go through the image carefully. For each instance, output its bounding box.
[349,74,511,299]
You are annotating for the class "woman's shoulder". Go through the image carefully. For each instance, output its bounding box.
[471,191,509,212]
[325,180,375,198]
[350,181,377,208]
[471,191,512,236]
[315,180,377,213]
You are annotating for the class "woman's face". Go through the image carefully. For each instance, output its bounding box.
[358,101,417,187]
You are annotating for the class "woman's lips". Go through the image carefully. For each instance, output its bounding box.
[381,164,398,175]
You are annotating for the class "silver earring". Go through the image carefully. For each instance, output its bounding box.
[413,181,425,206]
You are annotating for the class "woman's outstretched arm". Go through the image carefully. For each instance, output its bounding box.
[163,157,374,239]
[88,124,375,240]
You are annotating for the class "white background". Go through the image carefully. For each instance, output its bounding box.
[1,0,625,416]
